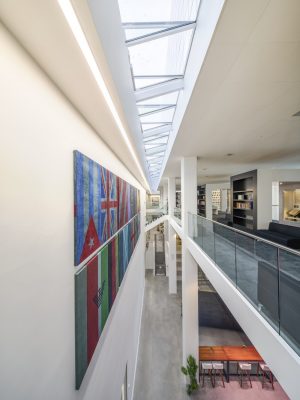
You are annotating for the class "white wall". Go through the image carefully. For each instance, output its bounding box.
[0,24,145,400]
[257,169,300,228]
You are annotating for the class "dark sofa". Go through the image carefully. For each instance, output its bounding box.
[255,222,300,249]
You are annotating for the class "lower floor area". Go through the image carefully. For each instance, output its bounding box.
[133,270,289,400]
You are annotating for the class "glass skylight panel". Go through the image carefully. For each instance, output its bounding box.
[138,105,174,115]
[134,77,179,90]
[117,0,201,185]
[140,108,175,124]
[118,0,200,23]
[144,136,169,146]
[137,91,179,106]
[141,123,166,131]
[128,29,193,76]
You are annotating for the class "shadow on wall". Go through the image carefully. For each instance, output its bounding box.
[198,290,242,331]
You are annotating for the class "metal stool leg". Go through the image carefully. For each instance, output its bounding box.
[247,370,252,388]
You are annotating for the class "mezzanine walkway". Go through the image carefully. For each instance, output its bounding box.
[133,271,288,400]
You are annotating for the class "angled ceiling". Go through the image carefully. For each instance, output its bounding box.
[163,0,300,184]
[0,0,149,188]
[116,0,202,189]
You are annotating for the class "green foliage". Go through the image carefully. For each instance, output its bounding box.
[181,355,199,395]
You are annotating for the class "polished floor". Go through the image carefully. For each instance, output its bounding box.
[133,271,289,400]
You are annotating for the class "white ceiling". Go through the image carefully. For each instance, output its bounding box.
[162,0,300,184]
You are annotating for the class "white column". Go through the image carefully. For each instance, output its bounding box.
[168,224,177,294]
[168,177,175,216]
[182,248,198,365]
[181,157,197,232]
[181,157,198,368]
[163,181,168,211]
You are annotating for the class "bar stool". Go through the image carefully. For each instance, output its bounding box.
[238,362,252,388]
[201,362,214,387]
[258,363,274,390]
[212,362,225,387]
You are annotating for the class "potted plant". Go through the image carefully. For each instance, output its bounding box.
[181,355,199,395]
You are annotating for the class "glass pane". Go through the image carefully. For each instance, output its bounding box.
[134,77,174,89]
[202,218,215,261]
[138,105,175,115]
[118,0,200,22]
[141,123,166,131]
[256,241,279,331]
[137,91,179,105]
[236,234,258,307]
[128,29,193,75]
[140,108,175,123]
[144,136,169,145]
[214,224,236,284]
[279,249,300,355]
[124,28,160,41]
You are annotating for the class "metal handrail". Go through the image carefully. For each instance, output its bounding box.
[188,212,300,257]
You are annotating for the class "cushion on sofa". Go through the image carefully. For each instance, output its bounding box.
[255,230,294,247]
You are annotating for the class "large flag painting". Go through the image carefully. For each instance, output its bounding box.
[74,151,140,266]
[75,214,140,389]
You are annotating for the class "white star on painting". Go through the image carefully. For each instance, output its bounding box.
[88,237,94,249]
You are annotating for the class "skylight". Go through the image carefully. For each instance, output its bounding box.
[118,0,201,187]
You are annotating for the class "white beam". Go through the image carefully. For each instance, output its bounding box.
[145,145,167,155]
[143,125,171,138]
[126,22,196,47]
[139,104,175,117]
[143,133,169,143]
[135,78,184,102]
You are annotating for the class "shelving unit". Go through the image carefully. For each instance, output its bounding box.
[197,185,206,217]
[230,170,257,230]
[175,190,181,209]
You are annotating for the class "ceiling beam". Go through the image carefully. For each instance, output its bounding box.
[139,104,175,117]
[135,78,184,102]
[126,21,196,47]
[143,133,169,143]
[143,124,171,138]
[145,145,167,155]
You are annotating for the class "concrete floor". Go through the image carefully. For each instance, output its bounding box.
[133,271,289,400]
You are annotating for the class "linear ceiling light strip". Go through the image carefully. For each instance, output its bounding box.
[57,0,150,191]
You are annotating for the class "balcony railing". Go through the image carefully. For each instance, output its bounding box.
[188,213,300,357]
[173,207,182,225]
[146,205,167,225]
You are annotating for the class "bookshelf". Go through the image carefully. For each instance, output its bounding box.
[197,185,206,217]
[230,170,257,230]
[176,190,181,209]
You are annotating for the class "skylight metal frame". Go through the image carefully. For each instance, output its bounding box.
[125,21,196,46]
[118,0,202,188]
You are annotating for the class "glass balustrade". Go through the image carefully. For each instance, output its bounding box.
[188,212,300,356]
[173,207,182,225]
[146,203,168,225]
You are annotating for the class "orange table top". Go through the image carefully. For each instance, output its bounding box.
[199,346,263,362]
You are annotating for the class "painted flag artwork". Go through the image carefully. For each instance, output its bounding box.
[74,151,140,265]
[75,214,140,389]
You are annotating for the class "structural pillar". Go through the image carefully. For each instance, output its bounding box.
[181,157,199,368]
[168,177,175,216]
[168,224,177,294]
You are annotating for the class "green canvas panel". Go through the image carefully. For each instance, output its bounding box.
[75,267,88,389]
[101,245,109,330]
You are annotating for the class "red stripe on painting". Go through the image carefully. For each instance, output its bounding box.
[111,238,117,303]
[87,256,99,363]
